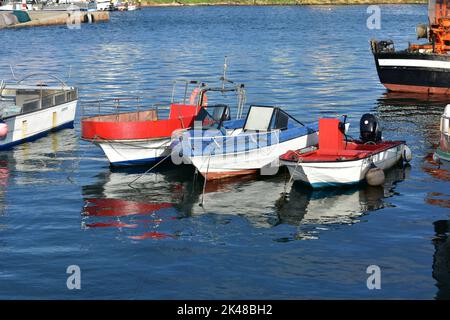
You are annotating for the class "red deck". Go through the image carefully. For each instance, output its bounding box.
[280,118,403,163]
[81,104,200,140]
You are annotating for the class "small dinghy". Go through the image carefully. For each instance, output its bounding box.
[280,114,411,188]
[434,105,450,163]
[173,105,318,179]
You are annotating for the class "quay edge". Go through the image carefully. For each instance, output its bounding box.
[0,11,109,29]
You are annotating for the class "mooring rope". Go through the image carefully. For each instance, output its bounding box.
[282,149,307,198]
[127,153,172,188]
[199,153,212,207]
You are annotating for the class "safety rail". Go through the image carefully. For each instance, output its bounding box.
[21,88,78,113]
[80,96,172,121]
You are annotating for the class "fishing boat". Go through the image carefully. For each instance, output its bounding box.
[371,0,450,94]
[95,0,110,11]
[0,1,21,11]
[127,2,138,11]
[81,80,204,166]
[173,105,318,179]
[0,73,78,150]
[434,105,450,162]
[81,75,245,166]
[280,114,411,188]
[116,1,126,11]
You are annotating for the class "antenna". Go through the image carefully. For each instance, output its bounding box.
[9,65,18,81]
[222,56,228,90]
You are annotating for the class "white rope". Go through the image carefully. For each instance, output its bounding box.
[282,149,306,196]
[127,153,172,187]
[199,153,212,208]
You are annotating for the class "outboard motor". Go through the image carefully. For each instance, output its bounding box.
[360,114,382,143]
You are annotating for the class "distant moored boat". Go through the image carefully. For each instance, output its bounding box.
[371,0,450,95]
[0,73,78,150]
[434,105,450,163]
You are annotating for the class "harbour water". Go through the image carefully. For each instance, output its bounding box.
[0,5,449,299]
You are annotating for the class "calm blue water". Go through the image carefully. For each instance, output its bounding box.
[0,5,449,299]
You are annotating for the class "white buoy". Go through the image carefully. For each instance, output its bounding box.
[366,166,385,186]
[403,145,412,163]
[444,104,450,117]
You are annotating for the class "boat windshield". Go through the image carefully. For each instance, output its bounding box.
[194,104,230,130]
[243,105,304,132]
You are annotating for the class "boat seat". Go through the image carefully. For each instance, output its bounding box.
[317,118,346,155]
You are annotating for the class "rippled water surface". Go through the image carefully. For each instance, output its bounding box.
[0,5,449,299]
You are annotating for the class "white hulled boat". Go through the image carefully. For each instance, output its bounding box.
[173,105,318,179]
[0,73,78,150]
[280,114,411,188]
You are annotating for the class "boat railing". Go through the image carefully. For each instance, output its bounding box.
[81,97,172,121]
[0,87,77,118]
[20,88,78,114]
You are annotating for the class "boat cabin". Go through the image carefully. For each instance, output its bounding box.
[0,82,78,119]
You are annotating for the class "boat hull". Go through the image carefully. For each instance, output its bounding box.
[188,132,319,179]
[81,104,200,166]
[282,144,405,188]
[0,100,77,150]
[96,137,171,166]
[373,51,450,94]
[434,148,450,162]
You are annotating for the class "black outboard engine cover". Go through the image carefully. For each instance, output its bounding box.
[360,114,382,143]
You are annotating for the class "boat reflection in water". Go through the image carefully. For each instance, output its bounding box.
[377,92,450,209]
[423,152,450,209]
[275,164,409,240]
[0,155,9,220]
[433,220,450,300]
[376,92,450,299]
[376,92,447,136]
[81,164,193,240]
[82,160,409,240]
[177,173,288,228]
[10,128,79,182]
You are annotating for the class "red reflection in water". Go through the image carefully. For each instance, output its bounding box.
[0,160,9,187]
[82,198,177,240]
[423,153,450,209]
[426,192,450,208]
[83,198,172,217]
[128,231,174,240]
[85,221,138,228]
[423,153,450,181]
[204,173,260,193]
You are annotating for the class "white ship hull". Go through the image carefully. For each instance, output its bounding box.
[0,100,77,150]
[96,0,110,10]
[96,137,171,166]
